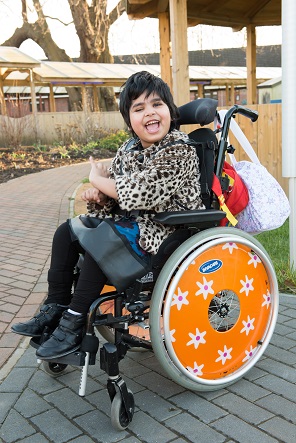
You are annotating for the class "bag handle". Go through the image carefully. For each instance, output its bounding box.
[218,109,261,165]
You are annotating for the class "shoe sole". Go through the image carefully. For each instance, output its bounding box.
[36,344,81,361]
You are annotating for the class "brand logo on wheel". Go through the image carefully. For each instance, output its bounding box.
[199,259,222,274]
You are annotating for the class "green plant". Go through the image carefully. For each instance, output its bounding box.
[98,130,129,151]
[256,220,296,294]
[33,142,48,152]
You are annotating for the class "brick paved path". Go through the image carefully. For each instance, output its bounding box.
[1,164,296,443]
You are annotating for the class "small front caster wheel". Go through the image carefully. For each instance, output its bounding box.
[110,389,135,430]
[42,361,68,377]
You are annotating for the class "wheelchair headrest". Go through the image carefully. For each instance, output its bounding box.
[177,98,218,127]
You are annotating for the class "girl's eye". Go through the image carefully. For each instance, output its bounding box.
[154,102,162,107]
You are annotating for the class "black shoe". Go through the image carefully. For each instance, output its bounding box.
[36,311,86,360]
[11,303,67,337]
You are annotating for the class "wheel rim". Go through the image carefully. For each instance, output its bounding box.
[163,236,277,385]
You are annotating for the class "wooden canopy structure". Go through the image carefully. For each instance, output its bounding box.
[0,46,281,114]
[126,0,281,105]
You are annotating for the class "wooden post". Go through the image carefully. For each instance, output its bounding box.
[29,68,38,141]
[230,83,235,104]
[81,85,87,111]
[92,85,99,112]
[0,76,7,115]
[49,83,56,112]
[198,83,204,98]
[169,0,190,106]
[246,24,257,104]
[158,11,172,90]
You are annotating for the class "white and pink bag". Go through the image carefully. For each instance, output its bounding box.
[219,110,290,235]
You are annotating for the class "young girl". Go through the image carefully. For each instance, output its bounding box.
[12,71,204,359]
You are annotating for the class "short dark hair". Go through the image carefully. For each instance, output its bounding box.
[119,71,179,135]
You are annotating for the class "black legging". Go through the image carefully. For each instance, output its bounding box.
[46,221,107,314]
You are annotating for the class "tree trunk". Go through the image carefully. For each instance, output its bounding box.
[2,0,126,112]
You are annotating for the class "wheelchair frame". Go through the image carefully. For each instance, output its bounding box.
[31,102,279,431]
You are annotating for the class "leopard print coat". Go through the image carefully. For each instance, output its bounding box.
[87,129,204,255]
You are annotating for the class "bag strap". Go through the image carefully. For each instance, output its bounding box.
[218,109,261,165]
[211,173,238,226]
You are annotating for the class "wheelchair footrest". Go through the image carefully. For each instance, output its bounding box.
[30,338,96,366]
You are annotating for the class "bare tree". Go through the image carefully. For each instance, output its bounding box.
[2,0,126,110]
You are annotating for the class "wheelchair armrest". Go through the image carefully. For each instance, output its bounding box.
[153,209,226,226]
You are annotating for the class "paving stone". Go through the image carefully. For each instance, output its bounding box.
[165,411,226,443]
[259,416,296,443]
[0,409,36,443]
[227,377,270,402]
[134,389,181,422]
[254,374,296,402]
[129,410,177,443]
[45,387,95,418]
[256,357,296,383]
[212,414,279,443]
[264,342,296,364]
[31,409,82,442]
[0,366,36,393]
[170,390,227,424]
[28,367,66,395]
[213,392,274,425]
[0,392,19,424]
[256,393,296,424]
[14,388,52,418]
[134,371,184,399]
[20,434,50,443]
[74,409,129,442]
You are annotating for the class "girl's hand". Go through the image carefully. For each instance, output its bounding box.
[88,156,118,200]
[81,187,107,205]
[89,157,109,184]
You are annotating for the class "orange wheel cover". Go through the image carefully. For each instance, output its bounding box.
[166,241,272,380]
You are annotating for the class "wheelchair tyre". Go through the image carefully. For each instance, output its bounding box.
[149,227,279,391]
[42,361,68,377]
[110,389,135,431]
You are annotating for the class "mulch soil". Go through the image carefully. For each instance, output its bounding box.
[0,146,115,184]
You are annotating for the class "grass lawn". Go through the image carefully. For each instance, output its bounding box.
[256,220,296,295]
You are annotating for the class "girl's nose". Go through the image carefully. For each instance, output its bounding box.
[145,108,155,116]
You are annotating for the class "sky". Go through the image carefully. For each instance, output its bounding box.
[0,0,282,60]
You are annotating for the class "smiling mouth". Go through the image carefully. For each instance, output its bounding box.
[145,120,160,133]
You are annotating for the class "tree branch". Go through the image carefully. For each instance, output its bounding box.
[44,15,74,26]
[108,0,126,26]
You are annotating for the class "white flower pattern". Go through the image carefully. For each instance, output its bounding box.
[215,345,233,365]
[186,328,207,349]
[195,277,214,300]
[171,287,189,310]
[222,242,238,254]
[187,362,204,376]
[239,275,254,296]
[240,315,255,335]
[247,252,262,268]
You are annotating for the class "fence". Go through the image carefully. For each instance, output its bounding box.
[0,104,288,194]
[0,111,125,146]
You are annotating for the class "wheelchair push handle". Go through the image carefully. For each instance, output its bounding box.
[215,105,258,178]
[233,105,258,122]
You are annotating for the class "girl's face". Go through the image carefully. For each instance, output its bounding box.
[129,92,171,148]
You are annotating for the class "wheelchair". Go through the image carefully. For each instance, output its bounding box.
[31,99,279,431]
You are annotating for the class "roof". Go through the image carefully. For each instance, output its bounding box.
[126,0,281,29]
[3,60,281,88]
[114,45,281,68]
[0,46,40,70]
[258,76,282,88]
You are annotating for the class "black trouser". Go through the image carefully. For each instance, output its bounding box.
[46,221,107,314]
